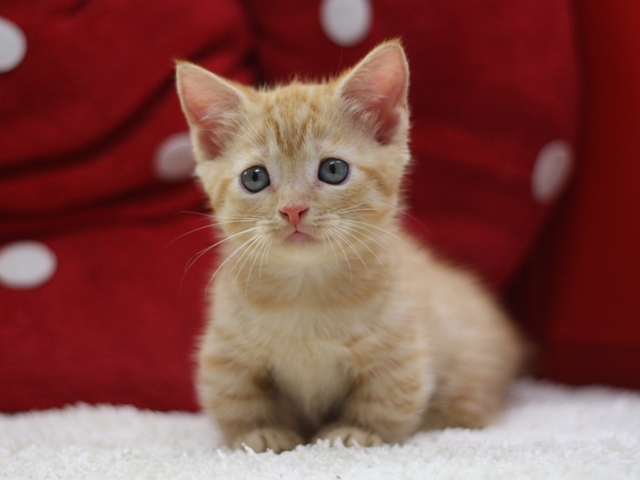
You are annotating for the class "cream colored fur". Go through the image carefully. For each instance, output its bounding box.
[176,41,525,453]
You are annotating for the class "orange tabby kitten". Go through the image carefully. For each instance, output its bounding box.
[176,41,525,453]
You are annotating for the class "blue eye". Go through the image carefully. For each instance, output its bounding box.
[318,158,349,185]
[241,166,270,193]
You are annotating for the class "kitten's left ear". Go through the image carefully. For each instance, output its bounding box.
[338,41,409,145]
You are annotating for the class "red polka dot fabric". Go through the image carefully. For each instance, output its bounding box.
[0,0,253,412]
[0,0,582,412]
[244,0,579,287]
[512,0,640,391]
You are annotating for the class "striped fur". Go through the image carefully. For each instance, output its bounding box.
[176,41,525,453]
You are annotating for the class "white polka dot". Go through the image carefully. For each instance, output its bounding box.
[0,241,57,289]
[0,17,27,73]
[531,140,574,204]
[320,0,372,47]
[154,132,196,182]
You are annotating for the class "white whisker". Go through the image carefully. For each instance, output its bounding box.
[246,234,269,287]
[230,235,263,289]
[209,219,262,226]
[341,219,408,245]
[258,238,272,279]
[338,225,385,267]
[324,234,340,269]
[169,218,261,248]
[178,211,262,222]
[328,230,352,282]
[167,223,215,248]
[340,219,385,240]
[177,210,215,219]
[331,201,366,213]
[340,223,391,253]
[331,227,367,272]
[171,210,262,245]
[205,234,261,293]
[337,207,378,216]
[184,226,261,273]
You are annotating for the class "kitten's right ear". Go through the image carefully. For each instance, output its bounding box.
[337,41,409,146]
[175,62,248,159]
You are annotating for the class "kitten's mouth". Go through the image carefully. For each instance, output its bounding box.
[284,229,316,245]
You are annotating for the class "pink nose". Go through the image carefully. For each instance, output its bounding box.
[280,205,308,226]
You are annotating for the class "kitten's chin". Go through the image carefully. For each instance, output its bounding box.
[270,231,331,266]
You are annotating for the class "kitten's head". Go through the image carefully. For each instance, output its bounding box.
[176,41,411,265]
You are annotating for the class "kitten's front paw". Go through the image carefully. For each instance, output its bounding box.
[232,427,303,453]
[313,424,383,447]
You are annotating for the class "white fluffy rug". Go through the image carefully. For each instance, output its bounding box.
[2,380,639,480]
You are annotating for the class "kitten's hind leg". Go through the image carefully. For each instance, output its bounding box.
[419,358,517,430]
[419,386,501,430]
[420,324,524,431]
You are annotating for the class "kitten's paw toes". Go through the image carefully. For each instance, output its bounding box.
[313,424,383,447]
[232,427,303,453]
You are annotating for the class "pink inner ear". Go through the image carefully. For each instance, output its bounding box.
[340,45,409,145]
[177,64,244,158]
[371,79,407,145]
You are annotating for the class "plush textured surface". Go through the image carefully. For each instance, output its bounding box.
[2,380,639,479]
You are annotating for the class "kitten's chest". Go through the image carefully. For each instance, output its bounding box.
[226,277,383,417]
[269,337,353,419]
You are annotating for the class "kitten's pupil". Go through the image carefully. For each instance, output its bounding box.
[241,166,270,193]
[319,158,349,185]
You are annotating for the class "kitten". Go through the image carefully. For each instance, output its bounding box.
[175,41,525,453]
